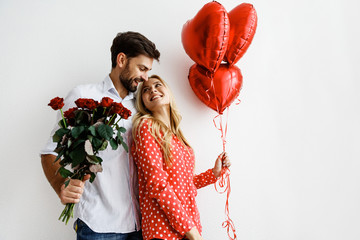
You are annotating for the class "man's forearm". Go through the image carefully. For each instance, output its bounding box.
[41,154,65,197]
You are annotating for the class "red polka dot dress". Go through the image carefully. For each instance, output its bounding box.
[131,119,218,240]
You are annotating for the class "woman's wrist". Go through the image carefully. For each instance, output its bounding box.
[212,168,221,178]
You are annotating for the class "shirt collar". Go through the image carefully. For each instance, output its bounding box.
[104,75,135,100]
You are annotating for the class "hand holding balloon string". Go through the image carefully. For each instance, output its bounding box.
[213,152,231,178]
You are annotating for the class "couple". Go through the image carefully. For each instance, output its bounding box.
[41,31,231,240]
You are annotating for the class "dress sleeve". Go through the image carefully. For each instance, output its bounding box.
[193,169,218,189]
[134,120,195,235]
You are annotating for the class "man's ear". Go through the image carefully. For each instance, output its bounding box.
[117,53,127,68]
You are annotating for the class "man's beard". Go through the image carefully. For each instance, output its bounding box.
[119,63,141,93]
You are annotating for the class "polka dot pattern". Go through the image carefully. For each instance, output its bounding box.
[131,120,217,240]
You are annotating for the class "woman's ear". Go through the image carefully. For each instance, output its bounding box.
[117,53,127,68]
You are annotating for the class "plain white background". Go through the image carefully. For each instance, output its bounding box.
[1,0,359,239]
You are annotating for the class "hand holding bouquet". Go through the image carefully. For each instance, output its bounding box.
[48,96,131,224]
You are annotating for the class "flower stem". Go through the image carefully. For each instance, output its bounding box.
[91,109,96,124]
[60,109,67,128]
[113,117,122,129]
[59,203,75,225]
[107,114,117,125]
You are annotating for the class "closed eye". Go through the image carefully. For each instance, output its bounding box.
[139,65,149,72]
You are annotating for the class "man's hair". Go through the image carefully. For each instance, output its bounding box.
[110,31,160,68]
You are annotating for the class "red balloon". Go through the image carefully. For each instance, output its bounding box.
[182,1,230,73]
[188,64,243,114]
[225,3,258,65]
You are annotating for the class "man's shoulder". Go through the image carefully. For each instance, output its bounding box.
[68,81,104,98]
[73,81,103,92]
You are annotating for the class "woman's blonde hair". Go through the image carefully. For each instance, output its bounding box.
[132,75,191,167]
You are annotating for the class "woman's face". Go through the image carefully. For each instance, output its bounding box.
[141,77,170,112]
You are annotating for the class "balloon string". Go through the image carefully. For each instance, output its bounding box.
[213,107,229,151]
[215,167,237,240]
[213,108,236,239]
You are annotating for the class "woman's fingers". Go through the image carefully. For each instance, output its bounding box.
[222,152,231,168]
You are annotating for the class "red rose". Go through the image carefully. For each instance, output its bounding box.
[64,107,78,119]
[75,98,98,110]
[120,108,132,120]
[84,99,98,110]
[48,97,64,110]
[100,97,114,108]
[75,98,87,108]
[110,102,124,115]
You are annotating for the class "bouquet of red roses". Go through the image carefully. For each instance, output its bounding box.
[48,96,131,224]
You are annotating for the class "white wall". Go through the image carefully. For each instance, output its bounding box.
[1,0,359,239]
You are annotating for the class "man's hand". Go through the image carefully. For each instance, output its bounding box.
[60,175,90,204]
[41,154,90,203]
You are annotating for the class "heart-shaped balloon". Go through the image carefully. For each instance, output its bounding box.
[182,1,230,73]
[188,64,243,114]
[225,3,257,65]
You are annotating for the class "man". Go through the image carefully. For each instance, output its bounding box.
[40,31,160,240]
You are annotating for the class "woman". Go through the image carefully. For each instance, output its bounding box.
[131,75,231,240]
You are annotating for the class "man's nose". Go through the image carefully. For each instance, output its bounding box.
[141,73,149,82]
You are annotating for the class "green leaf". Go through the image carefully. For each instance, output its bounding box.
[53,128,70,142]
[52,134,61,143]
[97,156,103,163]
[88,125,96,136]
[60,157,71,166]
[89,173,96,183]
[71,139,85,149]
[97,124,113,140]
[118,127,126,133]
[54,148,65,162]
[86,155,100,164]
[117,135,124,145]
[110,138,118,150]
[121,141,129,153]
[58,119,66,128]
[64,179,70,188]
[58,167,73,178]
[99,140,108,151]
[87,135,93,142]
[117,130,123,140]
[69,147,86,167]
[71,126,86,138]
[54,146,63,153]
[92,137,103,150]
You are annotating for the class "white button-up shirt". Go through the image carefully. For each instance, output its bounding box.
[40,75,140,233]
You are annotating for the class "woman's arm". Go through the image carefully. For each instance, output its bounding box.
[193,152,231,189]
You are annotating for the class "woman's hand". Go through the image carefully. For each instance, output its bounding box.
[185,227,204,240]
[212,152,231,178]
